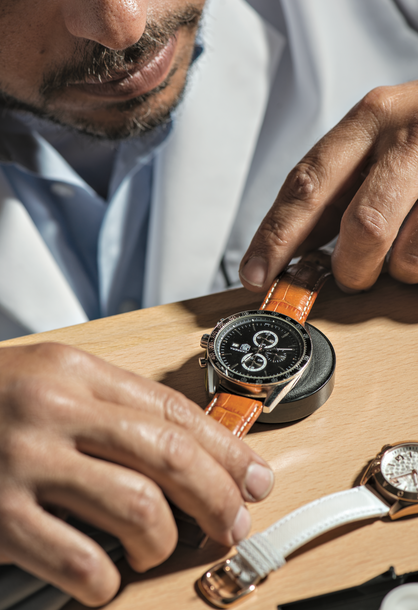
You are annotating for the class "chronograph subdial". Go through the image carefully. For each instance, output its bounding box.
[241,352,267,372]
[253,330,278,349]
[208,311,312,387]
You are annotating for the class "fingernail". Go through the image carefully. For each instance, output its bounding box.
[245,463,274,501]
[240,256,268,287]
[231,505,251,544]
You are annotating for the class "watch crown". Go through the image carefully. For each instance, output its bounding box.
[199,358,207,369]
[200,334,210,349]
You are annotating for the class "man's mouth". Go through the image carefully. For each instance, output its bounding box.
[67,36,178,101]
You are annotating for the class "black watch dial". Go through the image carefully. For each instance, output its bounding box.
[208,311,311,385]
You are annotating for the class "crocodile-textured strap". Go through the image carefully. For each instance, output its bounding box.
[205,392,263,438]
[175,394,263,547]
[205,393,263,439]
[260,250,331,324]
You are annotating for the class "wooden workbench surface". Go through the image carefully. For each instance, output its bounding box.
[3,274,418,609]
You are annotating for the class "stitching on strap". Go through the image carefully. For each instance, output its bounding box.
[205,395,219,415]
[300,269,331,319]
[237,534,285,578]
[236,403,260,437]
[260,278,279,309]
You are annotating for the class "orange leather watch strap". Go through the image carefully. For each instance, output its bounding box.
[260,250,331,324]
[205,393,263,439]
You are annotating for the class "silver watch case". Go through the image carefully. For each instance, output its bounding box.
[203,310,312,415]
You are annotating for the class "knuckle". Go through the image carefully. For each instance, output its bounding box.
[345,205,389,244]
[123,480,164,531]
[159,427,196,473]
[31,342,92,375]
[62,546,103,590]
[161,390,194,429]
[356,86,418,153]
[357,86,394,124]
[29,342,72,367]
[282,160,325,208]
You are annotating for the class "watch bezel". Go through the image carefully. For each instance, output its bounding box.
[374,442,418,503]
[207,310,312,390]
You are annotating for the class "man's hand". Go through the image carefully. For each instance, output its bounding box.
[240,81,418,293]
[0,343,273,607]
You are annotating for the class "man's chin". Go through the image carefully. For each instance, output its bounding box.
[0,84,180,141]
[55,96,176,141]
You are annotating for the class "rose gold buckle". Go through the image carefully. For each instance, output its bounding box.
[197,554,261,607]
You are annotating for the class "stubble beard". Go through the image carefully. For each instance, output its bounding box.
[0,5,202,141]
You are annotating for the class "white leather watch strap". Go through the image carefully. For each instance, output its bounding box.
[236,486,390,579]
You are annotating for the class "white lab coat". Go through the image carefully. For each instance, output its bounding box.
[1,0,418,341]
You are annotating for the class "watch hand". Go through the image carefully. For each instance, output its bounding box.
[389,471,416,482]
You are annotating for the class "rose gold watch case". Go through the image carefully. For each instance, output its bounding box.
[360,441,418,520]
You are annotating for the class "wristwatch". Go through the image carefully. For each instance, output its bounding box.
[199,250,332,436]
[198,441,418,607]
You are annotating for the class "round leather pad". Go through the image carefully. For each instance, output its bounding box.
[257,323,336,424]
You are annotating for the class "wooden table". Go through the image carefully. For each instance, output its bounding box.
[3,274,418,609]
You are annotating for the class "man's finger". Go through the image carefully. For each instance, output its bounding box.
[0,491,120,607]
[333,136,418,290]
[37,449,178,573]
[2,343,272,517]
[238,86,418,292]
[48,348,275,505]
[239,125,373,290]
[388,202,418,284]
[74,402,251,547]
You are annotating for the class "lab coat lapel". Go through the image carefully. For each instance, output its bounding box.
[143,0,285,306]
[0,169,88,334]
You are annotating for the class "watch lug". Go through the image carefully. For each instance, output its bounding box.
[379,444,394,456]
[359,459,381,486]
[206,362,219,396]
[262,370,303,414]
[389,500,418,520]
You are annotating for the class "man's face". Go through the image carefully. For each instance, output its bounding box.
[0,0,206,139]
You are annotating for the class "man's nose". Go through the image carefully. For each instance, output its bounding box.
[62,0,148,50]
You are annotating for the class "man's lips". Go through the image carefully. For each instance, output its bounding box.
[69,37,177,100]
